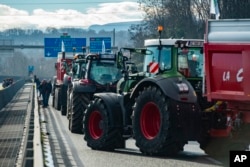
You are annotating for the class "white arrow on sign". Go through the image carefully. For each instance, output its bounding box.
[46,52,51,57]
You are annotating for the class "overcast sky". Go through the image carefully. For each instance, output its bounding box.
[0,0,144,31]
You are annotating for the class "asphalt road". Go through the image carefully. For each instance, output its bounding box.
[38,96,225,167]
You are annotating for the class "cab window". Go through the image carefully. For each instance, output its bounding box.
[178,48,203,77]
[143,46,172,72]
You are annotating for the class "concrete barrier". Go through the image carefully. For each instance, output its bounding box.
[0,79,26,110]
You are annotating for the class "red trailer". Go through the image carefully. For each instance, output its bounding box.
[203,19,250,162]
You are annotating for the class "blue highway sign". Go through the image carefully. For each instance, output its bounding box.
[44,38,86,57]
[89,37,111,53]
[28,65,34,72]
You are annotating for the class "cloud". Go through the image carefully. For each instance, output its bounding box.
[0,2,144,31]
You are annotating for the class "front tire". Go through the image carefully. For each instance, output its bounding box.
[66,86,72,119]
[132,86,184,156]
[61,85,67,115]
[83,97,124,150]
[54,88,61,110]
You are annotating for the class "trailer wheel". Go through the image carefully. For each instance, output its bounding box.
[68,93,90,134]
[133,86,184,156]
[83,97,124,150]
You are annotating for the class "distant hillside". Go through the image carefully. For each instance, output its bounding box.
[88,21,141,32]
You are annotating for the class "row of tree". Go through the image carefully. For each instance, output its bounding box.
[129,0,250,47]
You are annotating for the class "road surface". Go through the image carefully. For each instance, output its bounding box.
[39,97,224,167]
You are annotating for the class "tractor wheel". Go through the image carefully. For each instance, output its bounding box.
[66,87,72,119]
[68,93,90,134]
[54,88,61,110]
[52,95,55,108]
[61,85,67,116]
[132,86,184,156]
[83,97,124,150]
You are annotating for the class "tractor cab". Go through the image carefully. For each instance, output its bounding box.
[176,40,204,78]
[116,47,153,93]
[144,38,204,79]
[144,26,204,99]
[86,53,122,85]
[70,53,123,93]
[71,53,87,79]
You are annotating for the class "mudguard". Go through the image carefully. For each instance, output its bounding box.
[72,80,96,93]
[63,74,71,86]
[93,92,123,127]
[131,75,197,103]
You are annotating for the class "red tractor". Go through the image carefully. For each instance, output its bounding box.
[52,51,73,115]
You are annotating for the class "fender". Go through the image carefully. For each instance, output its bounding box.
[93,93,123,127]
[72,80,96,93]
[131,76,197,103]
[63,74,71,86]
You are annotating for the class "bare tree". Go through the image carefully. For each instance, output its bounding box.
[129,0,211,46]
[220,0,250,19]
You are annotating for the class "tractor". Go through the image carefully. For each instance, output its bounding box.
[84,20,250,166]
[82,26,206,155]
[67,51,129,133]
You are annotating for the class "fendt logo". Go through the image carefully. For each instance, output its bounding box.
[230,151,250,167]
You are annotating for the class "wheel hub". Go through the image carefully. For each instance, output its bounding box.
[140,102,161,140]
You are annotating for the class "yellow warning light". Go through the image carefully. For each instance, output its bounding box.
[158,25,163,32]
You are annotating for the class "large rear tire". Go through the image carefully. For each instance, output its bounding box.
[66,86,72,119]
[132,86,185,156]
[68,93,90,134]
[83,97,124,150]
[54,88,61,110]
[61,85,67,116]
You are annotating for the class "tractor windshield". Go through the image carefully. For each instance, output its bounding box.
[143,46,172,73]
[177,47,203,77]
[89,61,122,85]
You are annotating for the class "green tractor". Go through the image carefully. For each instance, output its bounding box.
[83,27,206,155]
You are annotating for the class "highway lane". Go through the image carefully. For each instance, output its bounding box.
[40,97,223,167]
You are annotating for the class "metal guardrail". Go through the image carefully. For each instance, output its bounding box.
[0,79,26,110]
[0,45,44,50]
